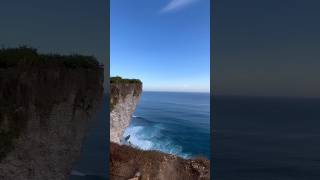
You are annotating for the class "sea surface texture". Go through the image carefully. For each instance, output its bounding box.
[123,91,210,159]
[213,96,320,180]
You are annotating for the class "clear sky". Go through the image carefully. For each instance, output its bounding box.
[111,0,210,92]
[0,0,107,65]
[214,0,320,97]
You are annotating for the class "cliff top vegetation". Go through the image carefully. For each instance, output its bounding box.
[0,46,102,69]
[110,76,142,84]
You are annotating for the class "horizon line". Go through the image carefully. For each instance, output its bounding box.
[143,90,210,93]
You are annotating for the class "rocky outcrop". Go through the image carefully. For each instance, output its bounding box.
[110,142,210,180]
[0,47,104,180]
[110,77,142,143]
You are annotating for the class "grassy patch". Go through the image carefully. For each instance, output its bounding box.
[110,76,142,84]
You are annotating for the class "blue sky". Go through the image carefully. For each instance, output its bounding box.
[111,0,210,92]
[214,0,320,97]
[0,0,106,64]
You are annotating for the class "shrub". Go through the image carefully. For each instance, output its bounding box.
[110,76,142,84]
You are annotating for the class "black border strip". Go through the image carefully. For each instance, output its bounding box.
[210,0,215,179]
[106,0,110,179]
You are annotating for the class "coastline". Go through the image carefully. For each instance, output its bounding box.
[109,77,210,179]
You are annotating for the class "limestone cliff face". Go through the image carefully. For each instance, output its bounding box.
[0,48,104,180]
[110,78,142,143]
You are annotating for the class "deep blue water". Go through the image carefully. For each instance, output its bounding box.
[213,96,320,180]
[122,91,210,159]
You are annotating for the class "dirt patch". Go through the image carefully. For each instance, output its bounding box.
[110,143,210,180]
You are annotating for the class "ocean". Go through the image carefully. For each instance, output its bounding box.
[213,96,320,180]
[122,91,210,159]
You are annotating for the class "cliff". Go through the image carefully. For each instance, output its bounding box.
[0,47,104,180]
[110,77,142,143]
[109,77,210,180]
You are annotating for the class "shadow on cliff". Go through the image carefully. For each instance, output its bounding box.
[0,47,104,180]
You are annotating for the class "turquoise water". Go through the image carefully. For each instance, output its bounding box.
[122,91,210,159]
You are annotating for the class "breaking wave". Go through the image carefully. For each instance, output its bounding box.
[122,117,191,159]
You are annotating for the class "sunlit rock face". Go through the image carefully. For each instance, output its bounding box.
[110,78,142,143]
[0,49,104,180]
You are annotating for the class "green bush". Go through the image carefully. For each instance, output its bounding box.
[110,76,142,84]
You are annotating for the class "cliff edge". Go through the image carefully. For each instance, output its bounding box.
[110,77,142,143]
[0,47,104,180]
[109,77,210,180]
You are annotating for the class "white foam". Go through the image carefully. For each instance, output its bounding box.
[122,124,191,159]
[123,126,153,150]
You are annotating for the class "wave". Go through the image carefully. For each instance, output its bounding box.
[122,122,191,159]
[131,115,155,124]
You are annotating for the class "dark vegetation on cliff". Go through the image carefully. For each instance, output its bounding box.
[110,142,210,180]
[110,76,142,84]
[0,46,101,69]
[110,76,142,111]
[0,47,104,163]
